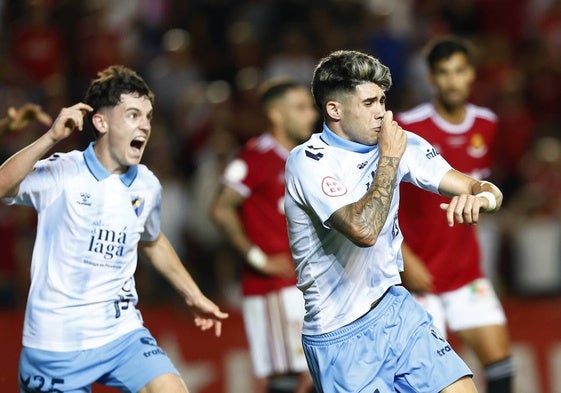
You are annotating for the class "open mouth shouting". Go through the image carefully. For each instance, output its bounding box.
[130,135,147,157]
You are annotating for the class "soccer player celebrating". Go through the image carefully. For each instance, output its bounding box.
[0,65,228,393]
[284,49,503,392]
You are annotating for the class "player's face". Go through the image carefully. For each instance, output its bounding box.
[429,52,475,109]
[279,87,318,145]
[335,82,386,146]
[99,93,153,173]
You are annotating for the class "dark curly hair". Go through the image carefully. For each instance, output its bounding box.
[84,65,154,139]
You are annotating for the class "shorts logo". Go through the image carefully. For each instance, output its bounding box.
[140,336,157,346]
[431,328,452,357]
[141,336,166,358]
[321,176,347,197]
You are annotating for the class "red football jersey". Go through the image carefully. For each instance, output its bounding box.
[397,103,499,293]
[223,133,297,296]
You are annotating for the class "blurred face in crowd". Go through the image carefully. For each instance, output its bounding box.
[430,52,475,110]
[271,86,318,147]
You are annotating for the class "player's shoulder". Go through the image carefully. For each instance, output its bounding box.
[467,103,498,123]
[36,150,83,173]
[244,133,277,154]
[397,103,434,125]
[287,133,326,166]
[239,133,284,161]
[404,130,431,149]
[136,164,162,189]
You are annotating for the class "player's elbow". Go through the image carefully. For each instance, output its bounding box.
[347,228,379,248]
[352,235,379,248]
[208,202,222,226]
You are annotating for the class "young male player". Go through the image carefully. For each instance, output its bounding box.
[284,49,503,393]
[0,65,228,393]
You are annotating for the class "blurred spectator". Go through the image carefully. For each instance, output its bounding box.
[262,24,317,85]
[503,136,561,295]
[145,28,205,131]
[8,0,67,85]
[73,0,131,84]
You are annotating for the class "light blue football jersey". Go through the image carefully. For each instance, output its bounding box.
[4,143,162,351]
[284,124,452,335]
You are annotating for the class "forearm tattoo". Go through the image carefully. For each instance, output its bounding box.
[332,156,400,243]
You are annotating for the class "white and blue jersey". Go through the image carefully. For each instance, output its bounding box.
[284,124,452,335]
[4,142,161,351]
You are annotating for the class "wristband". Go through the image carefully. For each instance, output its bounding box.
[246,246,267,269]
[476,191,497,211]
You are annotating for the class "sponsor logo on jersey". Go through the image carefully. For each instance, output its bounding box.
[425,147,440,159]
[357,160,368,169]
[88,225,127,260]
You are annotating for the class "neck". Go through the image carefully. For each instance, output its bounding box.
[271,129,297,151]
[433,100,466,124]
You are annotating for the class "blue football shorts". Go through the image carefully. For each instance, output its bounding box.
[19,327,180,393]
[302,285,473,393]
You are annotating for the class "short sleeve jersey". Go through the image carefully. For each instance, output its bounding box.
[4,143,162,351]
[284,125,452,335]
[397,103,498,293]
[222,133,297,296]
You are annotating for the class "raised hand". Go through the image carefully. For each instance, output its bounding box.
[377,110,407,159]
[48,103,93,143]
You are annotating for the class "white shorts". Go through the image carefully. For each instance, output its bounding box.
[242,286,307,378]
[413,278,507,338]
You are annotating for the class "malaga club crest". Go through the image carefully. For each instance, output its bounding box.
[131,196,145,217]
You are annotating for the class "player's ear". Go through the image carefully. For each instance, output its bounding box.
[92,113,108,134]
[269,107,282,125]
[326,101,341,120]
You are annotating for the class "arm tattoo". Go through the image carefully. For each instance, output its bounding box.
[331,156,400,245]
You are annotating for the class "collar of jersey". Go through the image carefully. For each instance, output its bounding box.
[321,123,377,153]
[83,142,138,186]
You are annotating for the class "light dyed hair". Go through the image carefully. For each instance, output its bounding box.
[311,50,392,113]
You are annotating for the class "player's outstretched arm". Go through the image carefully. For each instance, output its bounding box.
[0,103,92,199]
[0,103,53,135]
[139,233,229,337]
[438,169,503,227]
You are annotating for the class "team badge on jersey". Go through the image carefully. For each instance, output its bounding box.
[131,196,144,216]
[467,133,488,158]
[322,176,347,197]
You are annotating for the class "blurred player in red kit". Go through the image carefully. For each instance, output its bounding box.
[398,36,514,393]
[210,79,318,393]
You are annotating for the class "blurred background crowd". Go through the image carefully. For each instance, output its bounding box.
[1,0,561,309]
